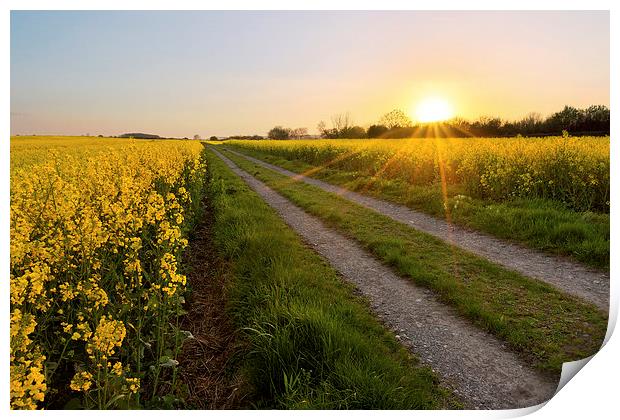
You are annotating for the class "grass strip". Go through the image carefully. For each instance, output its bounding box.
[220,147,608,375]
[225,144,609,269]
[203,147,460,409]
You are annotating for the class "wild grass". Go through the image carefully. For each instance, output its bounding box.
[204,147,460,409]
[225,143,609,269]
[222,147,608,375]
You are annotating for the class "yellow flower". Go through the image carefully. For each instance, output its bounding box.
[126,377,140,394]
[111,361,123,376]
[70,371,94,392]
[86,316,126,359]
[10,137,205,409]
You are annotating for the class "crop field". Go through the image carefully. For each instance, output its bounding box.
[225,137,610,267]
[10,137,206,409]
[9,135,611,410]
[217,145,608,372]
[9,7,615,413]
[224,137,609,211]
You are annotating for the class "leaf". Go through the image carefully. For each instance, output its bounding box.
[158,356,179,368]
[105,393,129,409]
[180,330,194,340]
[45,361,58,371]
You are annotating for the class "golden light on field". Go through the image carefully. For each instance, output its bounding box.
[414,97,455,123]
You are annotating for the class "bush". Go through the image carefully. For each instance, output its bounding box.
[367,125,388,138]
[268,126,291,140]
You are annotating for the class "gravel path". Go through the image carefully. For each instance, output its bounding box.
[224,147,609,312]
[210,147,559,409]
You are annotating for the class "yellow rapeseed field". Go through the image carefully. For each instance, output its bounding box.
[10,136,206,409]
[228,136,610,212]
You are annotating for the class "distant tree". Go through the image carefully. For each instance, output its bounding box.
[331,113,352,134]
[193,134,201,140]
[227,134,264,140]
[119,133,161,139]
[583,105,610,132]
[523,112,543,126]
[516,112,543,134]
[382,127,416,138]
[317,120,338,138]
[290,127,309,139]
[471,116,503,136]
[268,126,291,140]
[367,124,389,138]
[323,104,609,139]
[340,126,367,139]
[379,109,412,129]
[547,106,583,132]
[584,105,609,122]
[209,136,218,141]
[317,113,359,138]
[440,117,471,137]
[448,117,470,127]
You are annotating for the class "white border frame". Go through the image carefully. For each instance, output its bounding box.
[2,2,616,419]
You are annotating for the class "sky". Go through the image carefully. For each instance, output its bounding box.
[10,10,609,138]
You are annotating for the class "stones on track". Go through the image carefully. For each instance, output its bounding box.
[209,146,559,409]
[224,147,609,312]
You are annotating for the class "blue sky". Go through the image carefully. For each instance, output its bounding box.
[11,11,609,137]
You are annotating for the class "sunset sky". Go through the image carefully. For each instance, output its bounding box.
[11,10,609,138]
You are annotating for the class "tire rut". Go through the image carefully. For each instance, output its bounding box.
[223,147,609,312]
[209,146,559,410]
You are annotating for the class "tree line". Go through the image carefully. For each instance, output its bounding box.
[264,105,609,140]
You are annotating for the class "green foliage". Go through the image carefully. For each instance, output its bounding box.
[367,124,389,138]
[268,126,291,140]
[223,148,608,374]
[371,105,609,137]
[379,109,413,129]
[224,138,609,268]
[204,148,459,409]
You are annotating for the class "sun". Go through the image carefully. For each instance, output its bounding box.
[414,97,455,123]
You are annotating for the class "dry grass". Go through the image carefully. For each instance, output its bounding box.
[178,198,253,409]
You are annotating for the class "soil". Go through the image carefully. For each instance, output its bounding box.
[177,193,252,409]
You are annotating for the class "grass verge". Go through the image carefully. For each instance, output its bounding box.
[220,147,608,375]
[203,147,460,409]
[225,145,609,269]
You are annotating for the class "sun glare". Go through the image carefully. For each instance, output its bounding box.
[414,97,455,123]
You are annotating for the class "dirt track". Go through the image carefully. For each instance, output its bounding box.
[209,146,560,409]
[224,147,609,312]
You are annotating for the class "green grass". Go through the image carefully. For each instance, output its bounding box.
[220,147,608,375]
[225,145,609,269]
[203,147,460,409]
